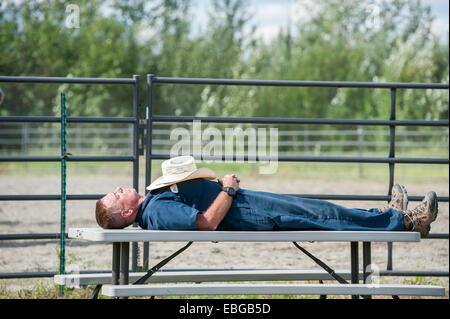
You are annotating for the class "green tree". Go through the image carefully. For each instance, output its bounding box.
[0,0,447,123]
[238,0,448,124]
[0,0,151,117]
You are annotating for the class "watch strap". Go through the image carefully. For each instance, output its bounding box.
[222,186,236,197]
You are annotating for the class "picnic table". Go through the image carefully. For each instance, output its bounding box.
[60,227,445,298]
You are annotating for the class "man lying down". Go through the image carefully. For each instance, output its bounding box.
[95,155,438,237]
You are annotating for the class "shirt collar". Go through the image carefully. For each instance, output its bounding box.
[135,192,153,226]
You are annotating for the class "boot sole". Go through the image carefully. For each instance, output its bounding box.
[396,184,408,211]
[426,191,438,222]
[420,191,438,238]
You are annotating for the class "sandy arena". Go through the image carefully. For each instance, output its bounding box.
[0,172,448,297]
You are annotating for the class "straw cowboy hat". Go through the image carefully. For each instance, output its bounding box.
[146,155,216,191]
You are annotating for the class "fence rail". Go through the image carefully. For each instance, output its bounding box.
[1,123,448,156]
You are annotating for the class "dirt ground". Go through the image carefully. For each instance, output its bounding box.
[0,172,448,296]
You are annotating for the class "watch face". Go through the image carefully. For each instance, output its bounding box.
[224,187,235,196]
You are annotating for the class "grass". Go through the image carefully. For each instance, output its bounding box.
[1,144,448,178]
[1,159,448,185]
[0,279,93,299]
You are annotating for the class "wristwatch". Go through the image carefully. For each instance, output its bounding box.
[222,186,236,198]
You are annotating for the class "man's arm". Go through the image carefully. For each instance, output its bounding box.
[196,174,240,231]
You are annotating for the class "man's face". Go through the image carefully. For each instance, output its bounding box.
[103,187,140,213]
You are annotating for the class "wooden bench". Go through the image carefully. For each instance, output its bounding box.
[60,227,445,298]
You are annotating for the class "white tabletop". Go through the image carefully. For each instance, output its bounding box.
[68,227,420,243]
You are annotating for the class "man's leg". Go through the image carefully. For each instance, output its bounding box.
[244,189,407,231]
[242,188,438,233]
[271,197,406,231]
[270,191,438,234]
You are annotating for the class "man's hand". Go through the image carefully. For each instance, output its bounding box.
[217,174,240,191]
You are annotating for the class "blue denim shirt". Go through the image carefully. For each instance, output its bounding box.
[135,178,405,231]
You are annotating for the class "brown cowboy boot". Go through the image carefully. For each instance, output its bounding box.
[403,191,438,238]
[379,184,408,213]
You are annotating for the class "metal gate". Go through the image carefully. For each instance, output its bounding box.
[145,75,449,278]
[0,75,448,280]
[0,75,141,278]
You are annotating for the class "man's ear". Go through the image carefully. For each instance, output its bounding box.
[121,209,134,218]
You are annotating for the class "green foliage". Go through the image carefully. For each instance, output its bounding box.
[0,0,448,122]
[244,0,448,122]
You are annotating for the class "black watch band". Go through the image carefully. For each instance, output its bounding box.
[222,186,236,198]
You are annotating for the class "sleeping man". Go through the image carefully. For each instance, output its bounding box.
[95,156,438,237]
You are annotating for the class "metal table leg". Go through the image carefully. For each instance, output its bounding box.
[120,242,130,299]
[132,242,138,272]
[112,242,121,285]
[363,242,372,299]
[120,242,130,285]
[92,242,120,299]
[350,241,359,299]
[143,242,149,270]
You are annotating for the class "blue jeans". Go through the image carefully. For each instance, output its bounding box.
[218,189,406,231]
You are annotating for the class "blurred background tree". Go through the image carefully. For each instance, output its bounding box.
[0,0,448,121]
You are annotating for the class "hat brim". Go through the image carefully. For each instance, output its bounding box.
[146,167,216,191]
